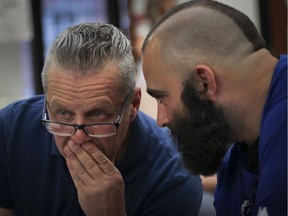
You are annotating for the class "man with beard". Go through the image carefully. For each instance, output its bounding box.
[141,0,287,216]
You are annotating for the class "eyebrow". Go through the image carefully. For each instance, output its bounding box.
[46,100,62,109]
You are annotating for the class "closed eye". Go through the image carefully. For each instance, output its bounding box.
[147,88,166,104]
[154,95,164,104]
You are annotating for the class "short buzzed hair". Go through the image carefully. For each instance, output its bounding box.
[142,0,265,52]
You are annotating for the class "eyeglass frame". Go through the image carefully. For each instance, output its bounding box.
[41,91,133,138]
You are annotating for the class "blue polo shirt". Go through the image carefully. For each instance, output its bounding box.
[215,55,287,216]
[0,96,202,216]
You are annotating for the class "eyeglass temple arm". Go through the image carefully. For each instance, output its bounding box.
[42,99,48,120]
[115,92,132,126]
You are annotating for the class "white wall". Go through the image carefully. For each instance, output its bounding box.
[0,43,21,107]
[215,0,260,31]
[177,0,260,31]
[0,0,34,109]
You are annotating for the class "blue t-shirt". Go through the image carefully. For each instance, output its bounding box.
[215,55,287,216]
[0,96,202,216]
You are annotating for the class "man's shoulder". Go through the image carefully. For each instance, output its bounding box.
[136,112,172,140]
[0,95,44,129]
[277,54,287,69]
[136,111,178,153]
[127,111,186,177]
[1,95,44,114]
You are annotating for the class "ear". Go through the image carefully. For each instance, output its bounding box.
[193,64,217,102]
[129,87,141,122]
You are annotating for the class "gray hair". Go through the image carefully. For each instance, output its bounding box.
[42,22,136,95]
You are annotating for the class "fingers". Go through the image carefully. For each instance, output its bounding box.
[64,145,94,187]
[64,140,126,216]
[64,140,117,185]
[82,142,116,175]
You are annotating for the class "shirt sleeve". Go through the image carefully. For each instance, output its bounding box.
[253,101,287,216]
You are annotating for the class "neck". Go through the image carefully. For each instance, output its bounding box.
[229,49,278,145]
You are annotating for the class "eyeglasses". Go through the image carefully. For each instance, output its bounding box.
[41,92,132,138]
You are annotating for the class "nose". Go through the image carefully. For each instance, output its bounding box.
[156,106,170,127]
[71,126,92,145]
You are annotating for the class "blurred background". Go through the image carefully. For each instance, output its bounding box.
[0,0,286,110]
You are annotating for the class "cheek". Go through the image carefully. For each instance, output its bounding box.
[54,136,69,157]
[114,118,130,150]
[116,125,129,149]
[93,123,129,160]
[158,100,180,118]
[96,136,124,162]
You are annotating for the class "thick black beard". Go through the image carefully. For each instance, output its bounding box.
[169,79,231,176]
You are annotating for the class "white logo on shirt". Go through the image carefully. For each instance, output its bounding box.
[257,207,269,216]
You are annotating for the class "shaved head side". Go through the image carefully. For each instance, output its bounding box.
[142,0,265,52]
[142,0,265,72]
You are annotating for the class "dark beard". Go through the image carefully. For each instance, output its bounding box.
[169,79,231,176]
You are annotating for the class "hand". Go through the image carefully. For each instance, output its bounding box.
[64,140,126,216]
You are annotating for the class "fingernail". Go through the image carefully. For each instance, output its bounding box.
[68,140,77,150]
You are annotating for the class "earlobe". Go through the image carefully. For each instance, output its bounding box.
[194,64,217,102]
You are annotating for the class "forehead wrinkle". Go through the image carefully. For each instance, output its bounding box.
[49,93,115,112]
[47,80,120,113]
[47,62,121,86]
[47,68,120,97]
[48,80,118,100]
